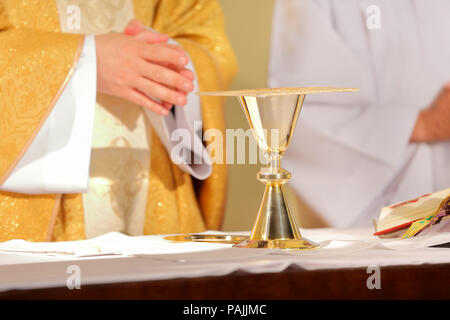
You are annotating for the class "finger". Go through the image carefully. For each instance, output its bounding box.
[152,43,185,52]
[123,88,169,116]
[155,60,195,80]
[436,86,450,102]
[124,20,169,43]
[175,87,191,96]
[135,77,188,106]
[178,68,195,81]
[152,59,195,81]
[124,19,146,35]
[139,61,194,92]
[138,43,189,67]
[134,30,169,44]
[162,101,173,109]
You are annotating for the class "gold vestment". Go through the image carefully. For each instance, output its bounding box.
[0,0,237,241]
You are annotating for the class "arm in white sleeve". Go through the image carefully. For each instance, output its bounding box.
[0,35,97,194]
[144,37,212,180]
[269,0,420,167]
[296,102,420,166]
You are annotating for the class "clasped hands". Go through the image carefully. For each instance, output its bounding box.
[95,19,194,116]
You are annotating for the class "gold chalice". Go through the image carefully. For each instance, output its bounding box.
[165,87,357,250]
[198,87,357,250]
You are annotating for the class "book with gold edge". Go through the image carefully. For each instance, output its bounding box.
[374,188,450,238]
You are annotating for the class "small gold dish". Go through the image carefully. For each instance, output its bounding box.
[164,234,248,244]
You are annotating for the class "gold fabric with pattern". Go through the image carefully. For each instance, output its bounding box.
[0,0,237,241]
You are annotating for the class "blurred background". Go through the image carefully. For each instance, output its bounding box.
[219,0,274,231]
[218,0,306,231]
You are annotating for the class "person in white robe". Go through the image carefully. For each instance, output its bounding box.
[269,0,450,228]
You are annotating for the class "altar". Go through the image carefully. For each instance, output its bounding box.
[1,228,449,299]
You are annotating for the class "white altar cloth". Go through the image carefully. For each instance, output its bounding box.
[0,228,449,292]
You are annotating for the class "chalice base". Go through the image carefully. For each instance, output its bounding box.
[233,238,319,250]
[233,182,320,250]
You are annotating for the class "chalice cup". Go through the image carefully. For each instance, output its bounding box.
[198,87,358,250]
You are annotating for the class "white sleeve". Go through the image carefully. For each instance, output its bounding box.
[144,37,212,180]
[269,0,420,167]
[0,35,97,194]
[296,102,420,167]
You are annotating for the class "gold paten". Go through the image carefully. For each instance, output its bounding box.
[164,234,248,244]
[197,87,358,250]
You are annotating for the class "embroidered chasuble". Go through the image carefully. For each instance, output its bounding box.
[0,0,237,241]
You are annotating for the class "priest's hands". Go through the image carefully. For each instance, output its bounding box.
[410,83,450,142]
[95,20,195,116]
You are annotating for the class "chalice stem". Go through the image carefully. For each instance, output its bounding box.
[250,181,302,240]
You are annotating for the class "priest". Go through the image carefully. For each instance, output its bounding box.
[0,0,237,241]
